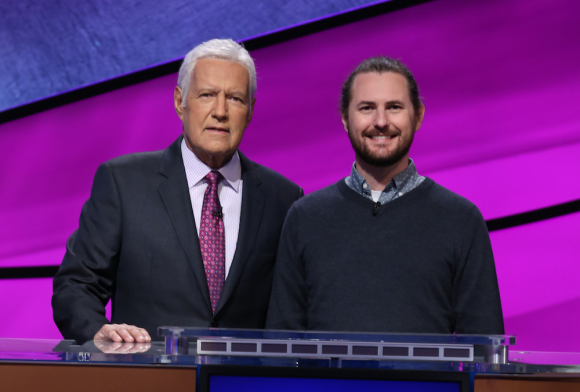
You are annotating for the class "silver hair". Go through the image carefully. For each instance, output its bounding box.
[177,38,257,107]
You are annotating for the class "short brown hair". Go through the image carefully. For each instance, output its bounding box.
[341,57,421,118]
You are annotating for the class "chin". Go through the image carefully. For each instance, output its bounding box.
[369,148,396,158]
[205,141,231,151]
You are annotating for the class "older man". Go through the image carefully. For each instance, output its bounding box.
[53,39,302,344]
[266,57,504,334]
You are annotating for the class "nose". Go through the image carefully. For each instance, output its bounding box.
[211,92,228,121]
[374,109,389,130]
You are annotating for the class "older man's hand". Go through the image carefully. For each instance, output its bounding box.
[94,323,151,343]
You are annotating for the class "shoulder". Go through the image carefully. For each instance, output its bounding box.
[102,149,165,175]
[424,179,474,207]
[90,146,171,192]
[421,178,484,223]
[289,181,344,213]
[240,152,302,194]
[278,181,345,236]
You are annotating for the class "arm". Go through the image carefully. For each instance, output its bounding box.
[266,205,309,330]
[453,206,505,334]
[52,163,149,343]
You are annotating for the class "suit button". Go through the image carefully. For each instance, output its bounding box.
[211,320,218,328]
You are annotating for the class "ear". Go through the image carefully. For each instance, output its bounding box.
[341,114,349,133]
[174,86,184,121]
[414,103,425,132]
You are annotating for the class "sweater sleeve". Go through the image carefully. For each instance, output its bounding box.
[266,204,309,330]
[452,205,505,334]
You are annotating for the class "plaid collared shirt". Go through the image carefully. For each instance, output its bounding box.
[344,159,425,205]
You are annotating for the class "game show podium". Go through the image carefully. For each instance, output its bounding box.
[1,328,580,392]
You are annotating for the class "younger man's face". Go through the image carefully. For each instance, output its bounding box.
[343,71,424,167]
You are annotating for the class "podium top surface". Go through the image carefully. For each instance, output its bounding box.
[1,337,580,375]
[157,327,516,345]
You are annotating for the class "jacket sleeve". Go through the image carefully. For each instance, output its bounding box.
[453,206,505,334]
[52,162,122,343]
[266,204,309,330]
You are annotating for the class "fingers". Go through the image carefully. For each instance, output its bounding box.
[138,328,151,343]
[106,327,125,342]
[93,324,152,343]
[94,325,122,342]
[117,326,138,343]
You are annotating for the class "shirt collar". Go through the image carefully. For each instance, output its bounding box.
[181,138,242,192]
[348,159,419,196]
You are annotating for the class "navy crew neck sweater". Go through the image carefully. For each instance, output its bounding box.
[266,178,504,334]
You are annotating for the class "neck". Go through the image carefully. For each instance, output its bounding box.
[355,155,409,191]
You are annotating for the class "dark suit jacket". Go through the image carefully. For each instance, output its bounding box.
[52,136,302,343]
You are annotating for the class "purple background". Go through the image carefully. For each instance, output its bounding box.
[1,0,579,351]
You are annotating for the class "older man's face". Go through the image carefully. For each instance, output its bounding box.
[343,71,424,167]
[175,58,254,168]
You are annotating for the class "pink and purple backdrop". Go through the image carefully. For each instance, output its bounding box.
[1,0,579,350]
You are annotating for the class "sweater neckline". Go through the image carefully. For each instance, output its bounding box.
[336,176,434,215]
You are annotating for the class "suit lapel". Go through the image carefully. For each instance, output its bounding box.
[158,137,211,310]
[214,152,265,315]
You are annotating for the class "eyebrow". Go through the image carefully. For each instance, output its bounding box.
[196,87,247,97]
[196,87,219,93]
[357,100,405,106]
[226,90,248,97]
[358,99,403,105]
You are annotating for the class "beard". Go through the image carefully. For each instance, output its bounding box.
[347,123,415,167]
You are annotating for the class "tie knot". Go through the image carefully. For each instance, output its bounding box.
[205,171,222,186]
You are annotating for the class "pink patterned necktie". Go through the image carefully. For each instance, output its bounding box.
[199,171,225,313]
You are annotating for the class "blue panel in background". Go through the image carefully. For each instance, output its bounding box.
[0,0,384,111]
[210,375,461,392]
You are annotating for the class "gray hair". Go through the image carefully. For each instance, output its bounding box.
[177,39,257,107]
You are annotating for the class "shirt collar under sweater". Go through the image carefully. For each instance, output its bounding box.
[345,159,425,205]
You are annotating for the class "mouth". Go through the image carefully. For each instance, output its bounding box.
[365,134,398,142]
[205,127,230,133]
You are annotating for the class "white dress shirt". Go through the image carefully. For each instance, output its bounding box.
[181,139,243,278]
